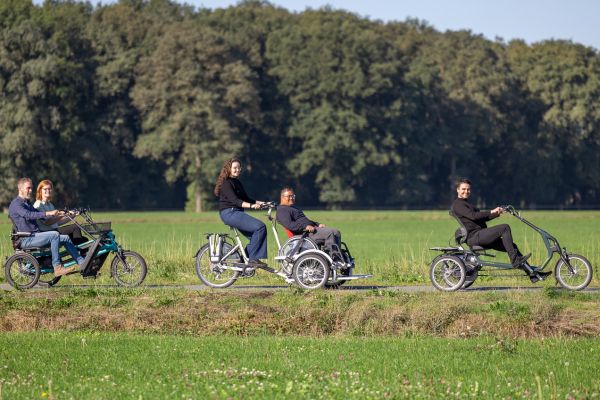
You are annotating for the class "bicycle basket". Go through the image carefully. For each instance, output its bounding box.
[81,222,112,234]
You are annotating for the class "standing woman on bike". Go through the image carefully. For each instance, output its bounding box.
[214,158,268,267]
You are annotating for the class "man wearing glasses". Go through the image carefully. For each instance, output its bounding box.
[277,186,343,260]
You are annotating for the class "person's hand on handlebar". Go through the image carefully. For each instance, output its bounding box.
[250,203,261,210]
[491,206,504,216]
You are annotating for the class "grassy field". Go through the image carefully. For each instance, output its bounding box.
[1,205,600,400]
[1,332,599,399]
[1,210,598,287]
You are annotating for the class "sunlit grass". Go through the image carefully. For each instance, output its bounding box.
[1,333,599,399]
[1,210,598,287]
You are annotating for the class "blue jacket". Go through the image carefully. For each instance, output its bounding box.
[8,197,46,233]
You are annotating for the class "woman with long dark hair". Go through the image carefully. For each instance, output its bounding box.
[214,158,268,266]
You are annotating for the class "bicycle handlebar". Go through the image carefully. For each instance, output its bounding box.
[258,201,277,210]
[500,205,519,216]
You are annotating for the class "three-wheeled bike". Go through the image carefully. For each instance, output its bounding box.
[429,205,593,291]
[5,208,147,289]
[194,202,371,289]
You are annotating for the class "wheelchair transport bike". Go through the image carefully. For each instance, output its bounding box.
[5,208,147,289]
[195,202,371,289]
[429,205,593,291]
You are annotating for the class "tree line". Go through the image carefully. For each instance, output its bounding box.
[1,0,599,211]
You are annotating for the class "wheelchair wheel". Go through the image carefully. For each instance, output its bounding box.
[554,253,593,291]
[111,251,147,287]
[195,243,240,288]
[293,253,330,290]
[325,267,351,289]
[5,252,40,290]
[278,236,318,275]
[429,255,466,292]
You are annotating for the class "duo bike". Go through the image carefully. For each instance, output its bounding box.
[5,208,147,289]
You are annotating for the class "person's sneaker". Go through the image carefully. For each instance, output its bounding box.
[530,270,552,283]
[53,265,77,276]
[66,265,81,275]
[511,253,532,268]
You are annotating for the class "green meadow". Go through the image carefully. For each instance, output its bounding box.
[2,210,599,399]
[1,210,598,286]
[1,333,599,399]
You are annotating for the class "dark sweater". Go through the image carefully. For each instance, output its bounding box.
[218,178,255,211]
[276,205,319,234]
[451,198,498,238]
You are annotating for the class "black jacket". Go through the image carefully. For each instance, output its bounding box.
[451,198,497,238]
[219,178,255,211]
[276,205,319,234]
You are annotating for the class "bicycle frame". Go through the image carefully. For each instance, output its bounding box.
[454,206,572,273]
[34,209,123,277]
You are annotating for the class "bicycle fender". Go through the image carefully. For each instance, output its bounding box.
[292,249,333,264]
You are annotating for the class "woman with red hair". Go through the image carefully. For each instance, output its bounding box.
[34,180,85,244]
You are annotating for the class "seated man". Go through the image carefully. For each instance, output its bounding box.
[8,178,84,277]
[276,186,344,261]
[451,178,551,283]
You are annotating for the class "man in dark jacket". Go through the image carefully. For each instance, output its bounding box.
[451,178,550,283]
[276,186,342,259]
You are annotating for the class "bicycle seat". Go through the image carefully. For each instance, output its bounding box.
[449,210,485,251]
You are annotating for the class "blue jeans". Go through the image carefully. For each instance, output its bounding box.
[20,231,85,268]
[220,208,267,259]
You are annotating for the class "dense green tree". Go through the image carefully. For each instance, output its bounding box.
[267,10,409,206]
[1,1,599,210]
[131,19,260,211]
[0,1,94,205]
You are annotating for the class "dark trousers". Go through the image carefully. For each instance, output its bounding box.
[467,224,523,263]
[220,208,267,260]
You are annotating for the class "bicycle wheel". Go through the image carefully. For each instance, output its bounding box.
[293,253,330,290]
[195,243,240,288]
[5,252,40,290]
[111,251,147,287]
[554,254,593,291]
[462,263,478,289]
[429,255,466,292]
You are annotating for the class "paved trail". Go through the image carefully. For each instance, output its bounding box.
[4,283,597,292]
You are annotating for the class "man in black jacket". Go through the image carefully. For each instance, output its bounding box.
[276,186,342,260]
[451,178,551,283]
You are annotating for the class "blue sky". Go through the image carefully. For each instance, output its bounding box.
[35,0,600,49]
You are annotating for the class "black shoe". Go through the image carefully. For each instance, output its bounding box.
[530,270,552,283]
[247,259,268,268]
[511,253,532,268]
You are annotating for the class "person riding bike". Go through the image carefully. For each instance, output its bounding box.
[214,158,268,268]
[8,178,84,277]
[276,186,344,262]
[451,178,551,283]
[33,179,86,245]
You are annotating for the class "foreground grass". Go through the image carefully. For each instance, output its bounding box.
[2,288,600,338]
[1,333,599,399]
[1,210,598,287]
